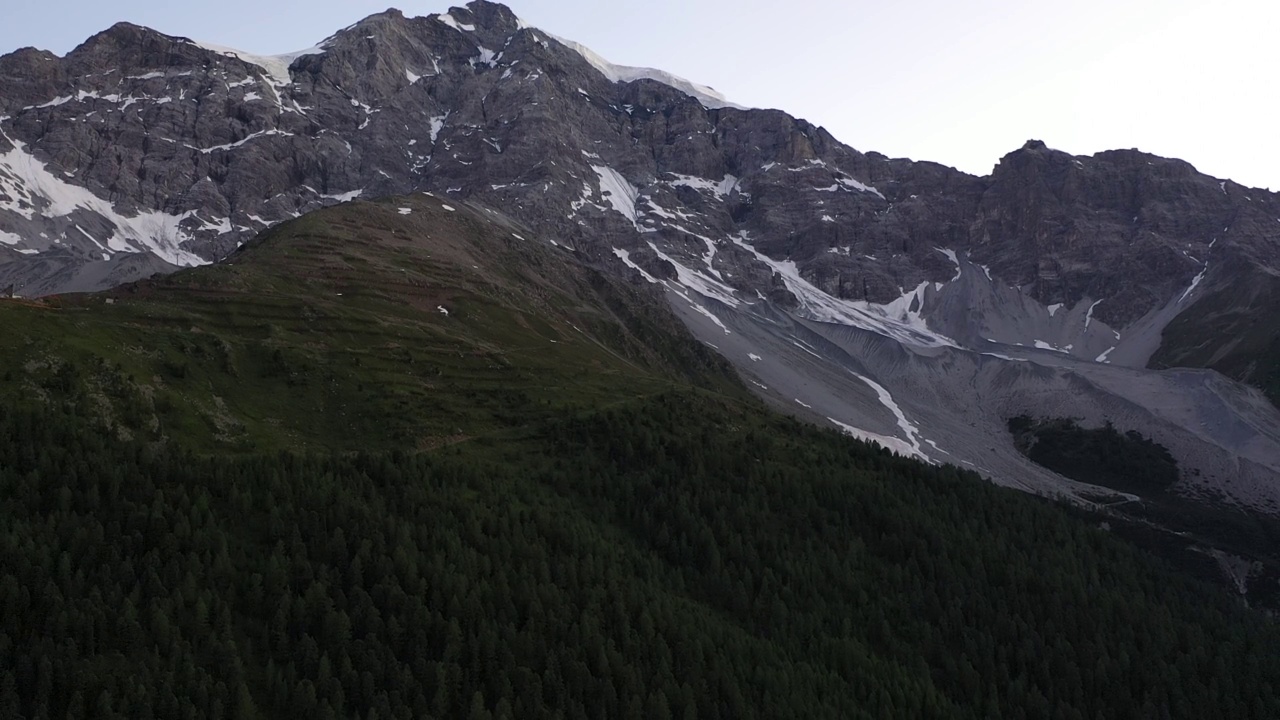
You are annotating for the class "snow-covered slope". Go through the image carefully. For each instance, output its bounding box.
[187,41,330,88]
[0,129,207,266]
[420,3,744,110]
[543,33,745,110]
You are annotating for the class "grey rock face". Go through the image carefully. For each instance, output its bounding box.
[2,3,1272,325]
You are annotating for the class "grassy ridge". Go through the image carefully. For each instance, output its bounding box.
[0,195,737,453]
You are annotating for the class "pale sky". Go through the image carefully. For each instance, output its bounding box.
[3,0,1277,190]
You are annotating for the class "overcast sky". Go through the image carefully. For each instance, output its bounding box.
[3,0,1276,190]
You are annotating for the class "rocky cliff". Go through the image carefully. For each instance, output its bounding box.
[3,3,1277,381]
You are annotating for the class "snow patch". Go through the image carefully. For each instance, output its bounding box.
[193,213,232,235]
[24,90,131,110]
[569,180,596,215]
[790,341,823,360]
[429,113,449,143]
[321,189,362,203]
[814,178,884,199]
[612,247,659,284]
[729,232,955,349]
[0,132,206,266]
[829,417,930,464]
[832,174,885,199]
[657,223,722,279]
[1047,303,1063,317]
[191,40,327,88]
[470,47,498,68]
[398,207,412,215]
[935,248,961,281]
[1085,299,1103,328]
[667,173,738,199]
[190,128,293,154]
[1034,340,1069,354]
[544,32,744,110]
[436,13,476,32]
[841,373,932,463]
[688,301,730,335]
[646,241,740,307]
[1180,263,1209,303]
[982,353,1029,363]
[641,198,683,222]
[592,165,640,225]
[28,95,73,110]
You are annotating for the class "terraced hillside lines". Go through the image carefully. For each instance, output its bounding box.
[0,194,739,454]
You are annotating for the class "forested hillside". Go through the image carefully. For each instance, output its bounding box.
[3,395,1280,718]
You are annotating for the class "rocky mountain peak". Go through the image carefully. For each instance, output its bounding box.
[0,1,1278,399]
[449,0,527,36]
[991,139,1078,178]
[0,48,64,110]
[64,22,198,71]
[72,21,151,51]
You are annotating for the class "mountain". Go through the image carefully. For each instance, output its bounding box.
[4,196,1280,719]
[3,2,1280,590]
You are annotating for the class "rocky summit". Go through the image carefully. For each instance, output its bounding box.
[4,1,1280,582]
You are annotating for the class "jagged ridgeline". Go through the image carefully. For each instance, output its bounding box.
[2,199,1280,719]
[3,0,1280,405]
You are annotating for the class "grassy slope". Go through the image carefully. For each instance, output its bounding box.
[1152,258,1280,405]
[0,194,739,454]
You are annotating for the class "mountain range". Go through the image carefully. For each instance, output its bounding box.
[3,1,1280,598]
[8,7,1280,714]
